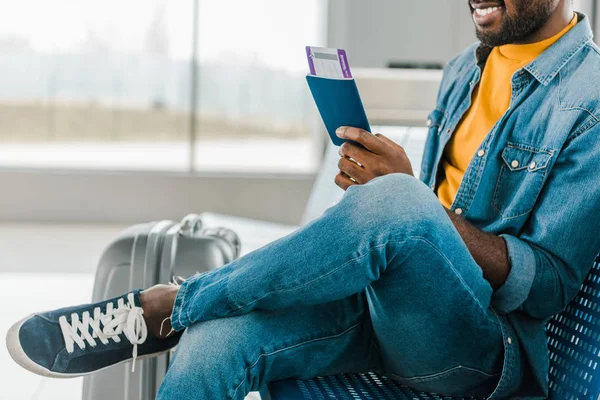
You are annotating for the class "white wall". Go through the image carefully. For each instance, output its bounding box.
[328,0,476,68]
[575,0,600,35]
[329,0,599,68]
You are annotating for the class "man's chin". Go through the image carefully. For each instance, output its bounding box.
[475,30,509,47]
[472,6,507,46]
[476,25,502,37]
[474,16,505,37]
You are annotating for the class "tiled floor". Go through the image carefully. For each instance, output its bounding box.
[0,273,95,400]
[0,223,125,399]
[0,220,293,399]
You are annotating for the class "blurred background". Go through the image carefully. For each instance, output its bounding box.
[0,0,598,398]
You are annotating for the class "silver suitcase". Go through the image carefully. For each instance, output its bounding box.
[82,214,240,400]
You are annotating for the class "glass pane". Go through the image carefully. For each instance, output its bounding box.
[193,0,328,173]
[0,0,193,170]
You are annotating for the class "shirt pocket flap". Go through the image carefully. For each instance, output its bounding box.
[501,144,554,172]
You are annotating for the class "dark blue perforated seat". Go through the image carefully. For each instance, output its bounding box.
[263,255,600,399]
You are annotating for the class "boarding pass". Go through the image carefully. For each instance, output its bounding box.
[306,46,353,79]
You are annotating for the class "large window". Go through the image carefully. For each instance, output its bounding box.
[0,0,327,173]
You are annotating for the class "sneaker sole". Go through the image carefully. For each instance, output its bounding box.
[6,314,172,379]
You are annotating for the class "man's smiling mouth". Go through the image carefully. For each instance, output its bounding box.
[471,1,506,26]
[474,6,502,16]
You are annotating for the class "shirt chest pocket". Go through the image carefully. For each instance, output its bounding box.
[492,144,554,220]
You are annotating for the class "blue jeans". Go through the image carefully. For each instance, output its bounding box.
[157,174,505,399]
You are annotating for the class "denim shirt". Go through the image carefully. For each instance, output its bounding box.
[420,14,600,399]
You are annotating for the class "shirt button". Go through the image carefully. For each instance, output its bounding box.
[469,81,475,87]
[529,161,537,170]
[477,149,486,157]
[426,119,432,127]
[511,160,520,169]
[507,337,513,345]
[446,129,452,135]
[455,208,463,216]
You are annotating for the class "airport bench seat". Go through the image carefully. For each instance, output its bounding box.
[264,254,600,400]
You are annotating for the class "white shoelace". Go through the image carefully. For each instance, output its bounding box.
[58,293,148,372]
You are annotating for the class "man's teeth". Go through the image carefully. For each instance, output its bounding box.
[475,6,502,16]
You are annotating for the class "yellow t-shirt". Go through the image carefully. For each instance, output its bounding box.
[437,15,578,209]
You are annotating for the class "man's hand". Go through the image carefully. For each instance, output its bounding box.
[335,127,414,191]
[334,128,510,289]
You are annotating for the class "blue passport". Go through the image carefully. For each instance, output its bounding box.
[306,75,371,147]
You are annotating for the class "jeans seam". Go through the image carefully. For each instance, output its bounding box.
[176,279,190,329]
[228,236,494,325]
[410,236,499,325]
[392,365,501,382]
[487,310,515,399]
[229,319,365,399]
[227,242,394,314]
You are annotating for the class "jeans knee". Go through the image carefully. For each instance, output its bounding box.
[166,322,231,383]
[161,314,276,399]
[159,320,245,399]
[339,174,443,230]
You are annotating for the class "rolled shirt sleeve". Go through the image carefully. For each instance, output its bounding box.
[491,234,537,314]
[492,124,600,319]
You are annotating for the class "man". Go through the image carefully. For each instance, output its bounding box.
[6,0,600,398]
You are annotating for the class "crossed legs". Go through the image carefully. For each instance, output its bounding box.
[155,174,505,399]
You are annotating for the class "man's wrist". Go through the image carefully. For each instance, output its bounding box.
[441,205,510,289]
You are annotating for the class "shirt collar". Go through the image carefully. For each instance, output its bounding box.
[474,12,594,86]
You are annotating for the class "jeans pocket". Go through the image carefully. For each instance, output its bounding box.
[389,365,502,397]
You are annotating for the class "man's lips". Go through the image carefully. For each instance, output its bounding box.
[471,1,505,26]
[470,0,505,9]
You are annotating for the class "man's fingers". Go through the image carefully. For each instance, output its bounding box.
[337,157,367,184]
[334,171,358,191]
[338,142,375,167]
[336,127,386,154]
[374,133,398,148]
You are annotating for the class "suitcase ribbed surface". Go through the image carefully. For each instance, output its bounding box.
[269,256,600,400]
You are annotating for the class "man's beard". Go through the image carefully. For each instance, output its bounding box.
[475,1,556,47]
